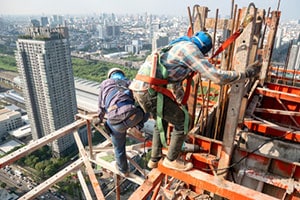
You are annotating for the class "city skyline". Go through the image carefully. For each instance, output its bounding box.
[0,0,299,22]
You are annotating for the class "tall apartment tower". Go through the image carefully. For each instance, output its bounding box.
[15,26,78,157]
[152,32,169,51]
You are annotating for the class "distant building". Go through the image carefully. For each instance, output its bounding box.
[0,108,22,137]
[275,28,283,49]
[152,32,169,51]
[30,19,40,27]
[126,40,147,54]
[106,25,121,39]
[287,43,300,70]
[98,20,121,40]
[295,42,300,70]
[41,16,49,27]
[98,24,106,39]
[9,124,31,139]
[0,139,23,154]
[131,39,141,54]
[15,26,78,157]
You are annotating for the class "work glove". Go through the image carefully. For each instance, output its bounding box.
[245,61,262,78]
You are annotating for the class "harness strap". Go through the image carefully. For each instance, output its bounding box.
[105,88,119,112]
[105,84,134,112]
[210,29,242,60]
[107,99,134,112]
[150,85,176,102]
[181,71,196,105]
[156,92,167,148]
[135,74,168,85]
[151,53,191,147]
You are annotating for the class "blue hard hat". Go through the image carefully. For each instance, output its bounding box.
[108,68,126,80]
[110,71,126,80]
[191,31,213,54]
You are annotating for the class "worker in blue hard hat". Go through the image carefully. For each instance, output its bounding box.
[129,31,261,171]
[98,67,148,177]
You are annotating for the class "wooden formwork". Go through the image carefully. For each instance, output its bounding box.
[129,2,300,200]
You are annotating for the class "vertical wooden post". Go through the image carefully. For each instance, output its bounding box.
[217,6,257,179]
[87,120,93,159]
[261,11,281,84]
[114,174,121,200]
[187,6,209,127]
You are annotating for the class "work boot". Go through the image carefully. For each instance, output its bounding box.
[162,157,193,171]
[147,159,159,169]
[113,161,129,177]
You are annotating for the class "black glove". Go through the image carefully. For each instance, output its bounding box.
[245,61,262,78]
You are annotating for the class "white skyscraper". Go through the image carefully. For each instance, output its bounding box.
[15,26,78,157]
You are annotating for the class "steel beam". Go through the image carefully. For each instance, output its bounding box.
[244,118,300,142]
[157,162,279,200]
[256,87,300,103]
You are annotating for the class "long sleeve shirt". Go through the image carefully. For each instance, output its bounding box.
[129,41,243,92]
[98,78,132,121]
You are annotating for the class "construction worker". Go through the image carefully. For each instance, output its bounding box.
[98,68,148,176]
[129,31,261,171]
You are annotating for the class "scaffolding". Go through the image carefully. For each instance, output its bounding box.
[1,2,300,200]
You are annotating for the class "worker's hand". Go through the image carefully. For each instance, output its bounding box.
[245,61,262,78]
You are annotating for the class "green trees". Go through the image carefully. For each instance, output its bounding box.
[72,58,138,83]
[15,146,69,179]
[0,55,17,72]
[0,53,138,83]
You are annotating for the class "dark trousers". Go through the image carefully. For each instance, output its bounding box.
[133,90,186,161]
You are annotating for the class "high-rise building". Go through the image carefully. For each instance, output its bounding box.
[152,32,169,51]
[275,28,283,49]
[287,43,300,70]
[15,26,78,157]
[41,17,49,27]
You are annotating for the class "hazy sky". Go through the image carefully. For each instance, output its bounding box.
[0,0,298,21]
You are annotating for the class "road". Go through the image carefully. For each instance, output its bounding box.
[0,166,63,200]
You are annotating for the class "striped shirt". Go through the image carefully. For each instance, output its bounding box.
[129,41,242,91]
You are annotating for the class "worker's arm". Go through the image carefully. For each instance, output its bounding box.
[180,43,261,85]
[179,43,243,85]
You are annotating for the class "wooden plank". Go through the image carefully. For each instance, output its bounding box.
[73,130,105,200]
[0,119,86,168]
[77,170,93,200]
[205,18,232,30]
[262,11,281,84]
[91,156,145,185]
[128,168,165,200]
[20,158,84,199]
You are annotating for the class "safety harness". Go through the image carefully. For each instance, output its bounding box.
[135,47,195,147]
